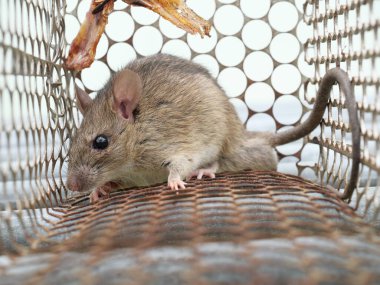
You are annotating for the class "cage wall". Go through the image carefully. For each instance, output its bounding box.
[0,0,77,251]
[303,0,380,220]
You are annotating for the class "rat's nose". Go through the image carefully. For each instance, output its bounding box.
[66,175,81,192]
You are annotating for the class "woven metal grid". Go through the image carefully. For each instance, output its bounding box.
[0,0,76,249]
[0,0,75,206]
[44,171,378,250]
[1,237,380,285]
[1,171,380,285]
[303,0,380,221]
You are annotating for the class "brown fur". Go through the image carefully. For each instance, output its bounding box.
[67,54,276,193]
[67,59,359,200]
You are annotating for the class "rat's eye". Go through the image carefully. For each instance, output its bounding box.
[93,135,109,150]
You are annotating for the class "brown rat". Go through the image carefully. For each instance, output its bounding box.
[66,54,358,202]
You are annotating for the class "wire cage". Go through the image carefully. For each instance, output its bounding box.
[0,0,380,284]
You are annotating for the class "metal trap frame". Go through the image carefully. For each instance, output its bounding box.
[0,0,379,284]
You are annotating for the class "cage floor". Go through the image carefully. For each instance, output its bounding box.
[1,171,380,284]
[46,171,377,251]
[1,236,380,285]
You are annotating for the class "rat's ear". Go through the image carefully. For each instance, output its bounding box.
[111,69,142,122]
[75,85,92,114]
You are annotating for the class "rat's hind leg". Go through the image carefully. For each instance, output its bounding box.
[186,161,219,181]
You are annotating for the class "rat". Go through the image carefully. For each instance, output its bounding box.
[66,53,358,202]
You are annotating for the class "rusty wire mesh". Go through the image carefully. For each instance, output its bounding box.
[1,171,380,284]
[0,0,380,284]
[1,236,380,285]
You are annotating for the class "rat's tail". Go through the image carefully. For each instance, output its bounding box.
[270,68,359,147]
[269,67,361,200]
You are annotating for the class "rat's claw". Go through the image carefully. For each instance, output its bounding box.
[186,168,216,181]
[168,177,187,191]
[89,190,100,203]
[89,186,111,203]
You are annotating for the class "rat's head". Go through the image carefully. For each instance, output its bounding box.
[66,69,142,193]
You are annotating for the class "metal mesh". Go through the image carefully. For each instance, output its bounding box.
[1,237,380,285]
[0,0,76,249]
[0,0,380,283]
[303,0,380,221]
[43,171,379,249]
[1,171,380,284]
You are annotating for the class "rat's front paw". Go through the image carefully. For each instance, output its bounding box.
[89,186,111,203]
[168,176,187,191]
